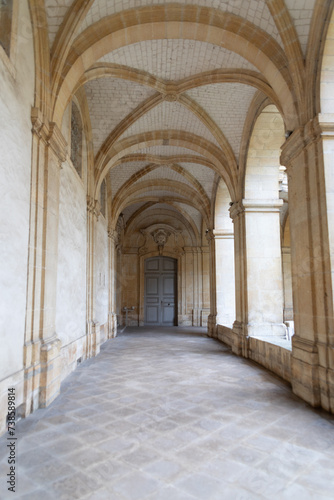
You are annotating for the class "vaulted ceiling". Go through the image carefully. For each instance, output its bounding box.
[44,0,319,241]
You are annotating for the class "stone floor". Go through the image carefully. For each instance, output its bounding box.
[1,327,334,499]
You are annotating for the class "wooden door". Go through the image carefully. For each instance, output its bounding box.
[144,257,177,325]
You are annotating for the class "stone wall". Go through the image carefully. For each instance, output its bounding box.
[0,0,35,434]
[217,325,292,383]
[95,214,109,326]
[56,160,87,381]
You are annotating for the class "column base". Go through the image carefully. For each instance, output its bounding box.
[291,338,334,412]
[39,336,61,408]
[207,314,217,338]
[86,321,101,357]
[291,336,320,407]
[91,322,101,357]
[231,321,248,357]
[22,340,41,416]
[108,312,118,338]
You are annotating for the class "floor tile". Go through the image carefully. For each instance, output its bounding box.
[0,326,333,499]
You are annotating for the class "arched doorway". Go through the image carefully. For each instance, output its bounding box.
[144,256,177,326]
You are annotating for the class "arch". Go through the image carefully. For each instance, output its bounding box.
[29,0,51,117]
[235,103,286,339]
[307,0,334,118]
[112,179,210,226]
[95,130,235,199]
[282,214,293,323]
[214,178,235,328]
[244,104,285,200]
[320,6,334,114]
[51,6,298,129]
[114,153,218,172]
[74,64,278,106]
[111,163,210,213]
[94,90,237,174]
[125,204,199,246]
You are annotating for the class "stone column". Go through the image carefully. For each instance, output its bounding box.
[230,199,286,355]
[282,246,293,321]
[108,228,118,338]
[206,230,217,338]
[214,229,235,328]
[86,196,100,358]
[281,117,334,411]
[229,202,247,355]
[23,108,67,415]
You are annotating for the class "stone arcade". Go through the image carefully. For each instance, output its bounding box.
[1,0,334,445]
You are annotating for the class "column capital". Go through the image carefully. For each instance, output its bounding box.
[280,114,334,167]
[229,201,244,220]
[31,107,49,141]
[229,199,282,219]
[31,108,67,163]
[205,229,215,242]
[108,228,118,243]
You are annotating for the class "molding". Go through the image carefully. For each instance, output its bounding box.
[292,335,318,354]
[242,199,283,212]
[213,229,234,239]
[317,114,334,138]
[229,199,283,218]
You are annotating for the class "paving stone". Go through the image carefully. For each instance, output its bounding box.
[109,470,161,499]
[1,328,334,499]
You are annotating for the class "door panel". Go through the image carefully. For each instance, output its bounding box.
[146,306,159,323]
[146,277,159,295]
[162,275,175,295]
[144,257,177,326]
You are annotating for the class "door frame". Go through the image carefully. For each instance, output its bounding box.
[139,251,181,326]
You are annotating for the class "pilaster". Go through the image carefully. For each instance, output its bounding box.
[281,116,334,411]
[86,195,101,357]
[23,108,67,416]
[108,228,118,338]
[206,230,217,338]
[229,201,247,356]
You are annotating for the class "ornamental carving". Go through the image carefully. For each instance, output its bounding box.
[151,228,171,255]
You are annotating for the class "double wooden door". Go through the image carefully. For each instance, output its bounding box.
[144,256,177,326]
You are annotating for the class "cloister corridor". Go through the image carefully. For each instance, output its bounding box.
[1,327,333,500]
